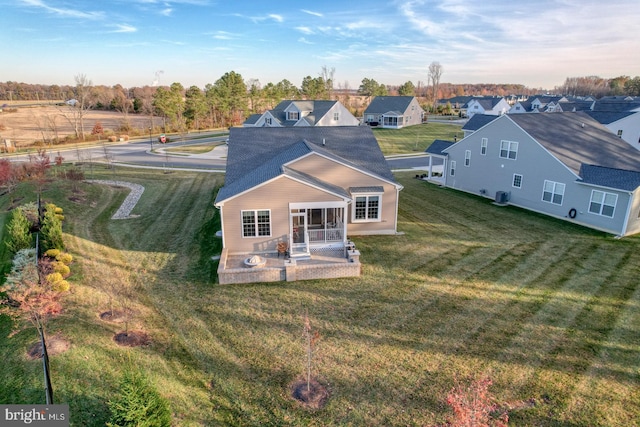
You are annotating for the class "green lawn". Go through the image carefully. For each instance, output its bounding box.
[373,123,462,155]
[0,166,639,426]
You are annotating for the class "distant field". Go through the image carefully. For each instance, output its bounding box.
[0,165,638,426]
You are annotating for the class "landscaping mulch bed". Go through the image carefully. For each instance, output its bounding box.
[26,334,71,359]
[289,377,329,410]
[113,330,150,347]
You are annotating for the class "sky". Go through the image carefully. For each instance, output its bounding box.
[1,0,639,91]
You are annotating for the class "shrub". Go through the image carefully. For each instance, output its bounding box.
[44,249,61,258]
[46,272,64,284]
[56,252,73,265]
[4,208,32,253]
[40,204,64,252]
[51,280,70,292]
[107,369,172,427]
[446,376,508,427]
[3,248,38,291]
[52,262,70,277]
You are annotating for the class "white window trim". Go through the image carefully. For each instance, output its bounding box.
[541,180,565,206]
[499,140,518,160]
[241,209,271,238]
[333,112,339,121]
[351,193,382,223]
[481,138,487,155]
[464,150,471,167]
[588,190,617,218]
[450,160,456,176]
[512,174,523,189]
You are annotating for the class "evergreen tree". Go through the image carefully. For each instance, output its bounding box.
[107,370,172,427]
[5,208,32,253]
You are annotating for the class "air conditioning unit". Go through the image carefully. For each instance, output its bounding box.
[495,191,509,204]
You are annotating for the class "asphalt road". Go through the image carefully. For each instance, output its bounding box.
[3,134,434,173]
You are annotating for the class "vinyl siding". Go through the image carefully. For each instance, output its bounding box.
[290,154,399,235]
[444,116,631,235]
[221,175,345,254]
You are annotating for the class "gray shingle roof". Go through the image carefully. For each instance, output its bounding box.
[579,164,640,191]
[592,99,640,113]
[216,126,398,204]
[364,96,416,115]
[508,112,640,184]
[462,114,499,131]
[584,110,635,125]
[269,100,339,126]
[425,139,455,155]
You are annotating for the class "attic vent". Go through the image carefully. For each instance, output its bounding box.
[322,138,326,146]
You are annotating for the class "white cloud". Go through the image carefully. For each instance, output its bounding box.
[20,0,104,19]
[161,7,173,16]
[301,9,323,17]
[111,24,137,33]
[295,26,314,35]
[298,37,313,45]
[268,14,283,22]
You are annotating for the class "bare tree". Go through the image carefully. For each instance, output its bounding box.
[320,65,335,99]
[74,74,93,140]
[428,61,443,108]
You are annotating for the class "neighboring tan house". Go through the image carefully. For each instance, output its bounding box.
[214,126,403,283]
[465,96,510,118]
[243,100,359,127]
[429,112,640,237]
[363,96,425,128]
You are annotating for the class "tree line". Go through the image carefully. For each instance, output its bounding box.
[2,69,639,137]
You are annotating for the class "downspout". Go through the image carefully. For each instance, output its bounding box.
[215,203,225,249]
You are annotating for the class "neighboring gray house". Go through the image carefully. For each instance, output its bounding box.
[363,96,425,128]
[464,96,510,118]
[430,112,640,237]
[243,100,359,127]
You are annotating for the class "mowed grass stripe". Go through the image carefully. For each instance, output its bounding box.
[566,262,640,426]
[483,244,634,409]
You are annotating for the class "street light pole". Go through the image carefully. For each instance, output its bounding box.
[149,127,153,151]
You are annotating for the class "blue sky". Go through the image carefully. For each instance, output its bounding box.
[1,0,638,90]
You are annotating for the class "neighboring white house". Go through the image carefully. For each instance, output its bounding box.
[363,96,425,128]
[586,111,640,149]
[429,112,640,237]
[465,97,510,118]
[243,100,359,127]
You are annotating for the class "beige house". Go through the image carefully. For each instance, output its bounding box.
[214,127,402,283]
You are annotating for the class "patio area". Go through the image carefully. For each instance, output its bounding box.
[217,247,361,285]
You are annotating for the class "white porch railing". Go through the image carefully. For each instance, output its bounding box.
[308,228,343,243]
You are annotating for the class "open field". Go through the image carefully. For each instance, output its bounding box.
[0,166,639,426]
[0,104,162,146]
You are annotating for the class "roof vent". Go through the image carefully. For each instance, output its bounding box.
[581,122,585,128]
[322,138,326,146]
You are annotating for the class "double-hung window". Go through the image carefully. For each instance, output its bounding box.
[481,138,487,155]
[333,112,339,121]
[287,111,300,121]
[352,194,381,222]
[242,210,271,237]
[450,160,456,176]
[500,140,518,160]
[464,150,471,167]
[542,180,565,205]
[589,190,617,217]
